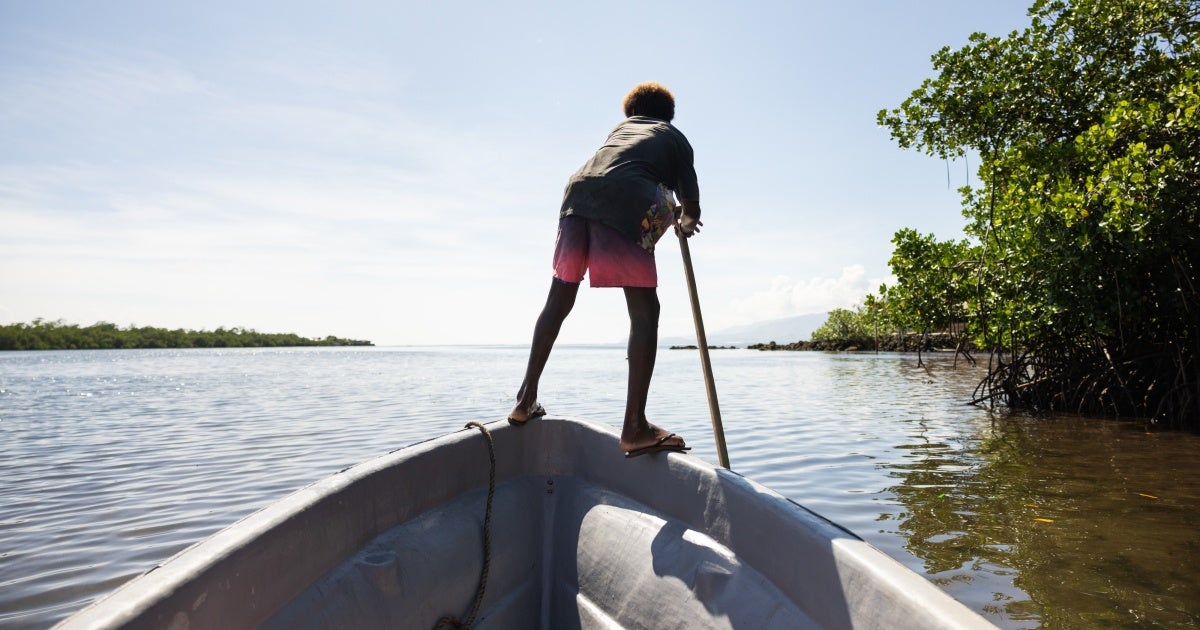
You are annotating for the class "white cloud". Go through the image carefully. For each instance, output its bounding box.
[728,265,894,320]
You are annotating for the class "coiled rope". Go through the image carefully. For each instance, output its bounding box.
[434,421,496,630]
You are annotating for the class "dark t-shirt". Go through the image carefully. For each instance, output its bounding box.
[559,116,700,244]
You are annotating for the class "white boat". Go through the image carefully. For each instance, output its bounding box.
[59,416,994,629]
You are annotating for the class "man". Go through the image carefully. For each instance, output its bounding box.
[507,82,702,458]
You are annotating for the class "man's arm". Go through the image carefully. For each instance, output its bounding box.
[678,198,702,236]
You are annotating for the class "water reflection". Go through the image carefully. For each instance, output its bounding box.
[890,412,1200,627]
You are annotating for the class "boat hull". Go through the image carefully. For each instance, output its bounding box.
[59,417,993,629]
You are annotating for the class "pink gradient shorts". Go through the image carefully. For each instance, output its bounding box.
[552,216,658,287]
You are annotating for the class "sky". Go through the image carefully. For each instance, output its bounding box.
[0,1,1035,345]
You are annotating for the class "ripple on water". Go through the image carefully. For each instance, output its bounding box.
[1,347,1198,628]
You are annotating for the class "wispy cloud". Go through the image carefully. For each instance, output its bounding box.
[0,29,549,326]
[0,34,213,132]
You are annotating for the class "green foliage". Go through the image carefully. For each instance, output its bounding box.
[810,306,874,345]
[877,0,1200,425]
[883,229,978,338]
[0,320,373,350]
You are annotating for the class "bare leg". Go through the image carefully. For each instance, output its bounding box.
[509,280,579,422]
[618,287,686,451]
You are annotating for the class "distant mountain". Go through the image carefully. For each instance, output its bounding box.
[663,312,829,347]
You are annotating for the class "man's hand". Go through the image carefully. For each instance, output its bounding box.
[677,214,702,237]
[677,198,702,237]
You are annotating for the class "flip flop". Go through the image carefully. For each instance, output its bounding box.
[507,403,546,426]
[624,433,691,458]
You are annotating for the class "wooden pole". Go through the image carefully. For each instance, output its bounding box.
[677,227,731,469]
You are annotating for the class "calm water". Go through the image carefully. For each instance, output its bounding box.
[1,346,1198,628]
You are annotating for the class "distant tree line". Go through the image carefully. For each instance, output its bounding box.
[751,304,969,355]
[0,319,373,350]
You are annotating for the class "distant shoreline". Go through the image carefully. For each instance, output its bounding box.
[0,320,373,351]
[669,332,970,353]
[747,332,968,353]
